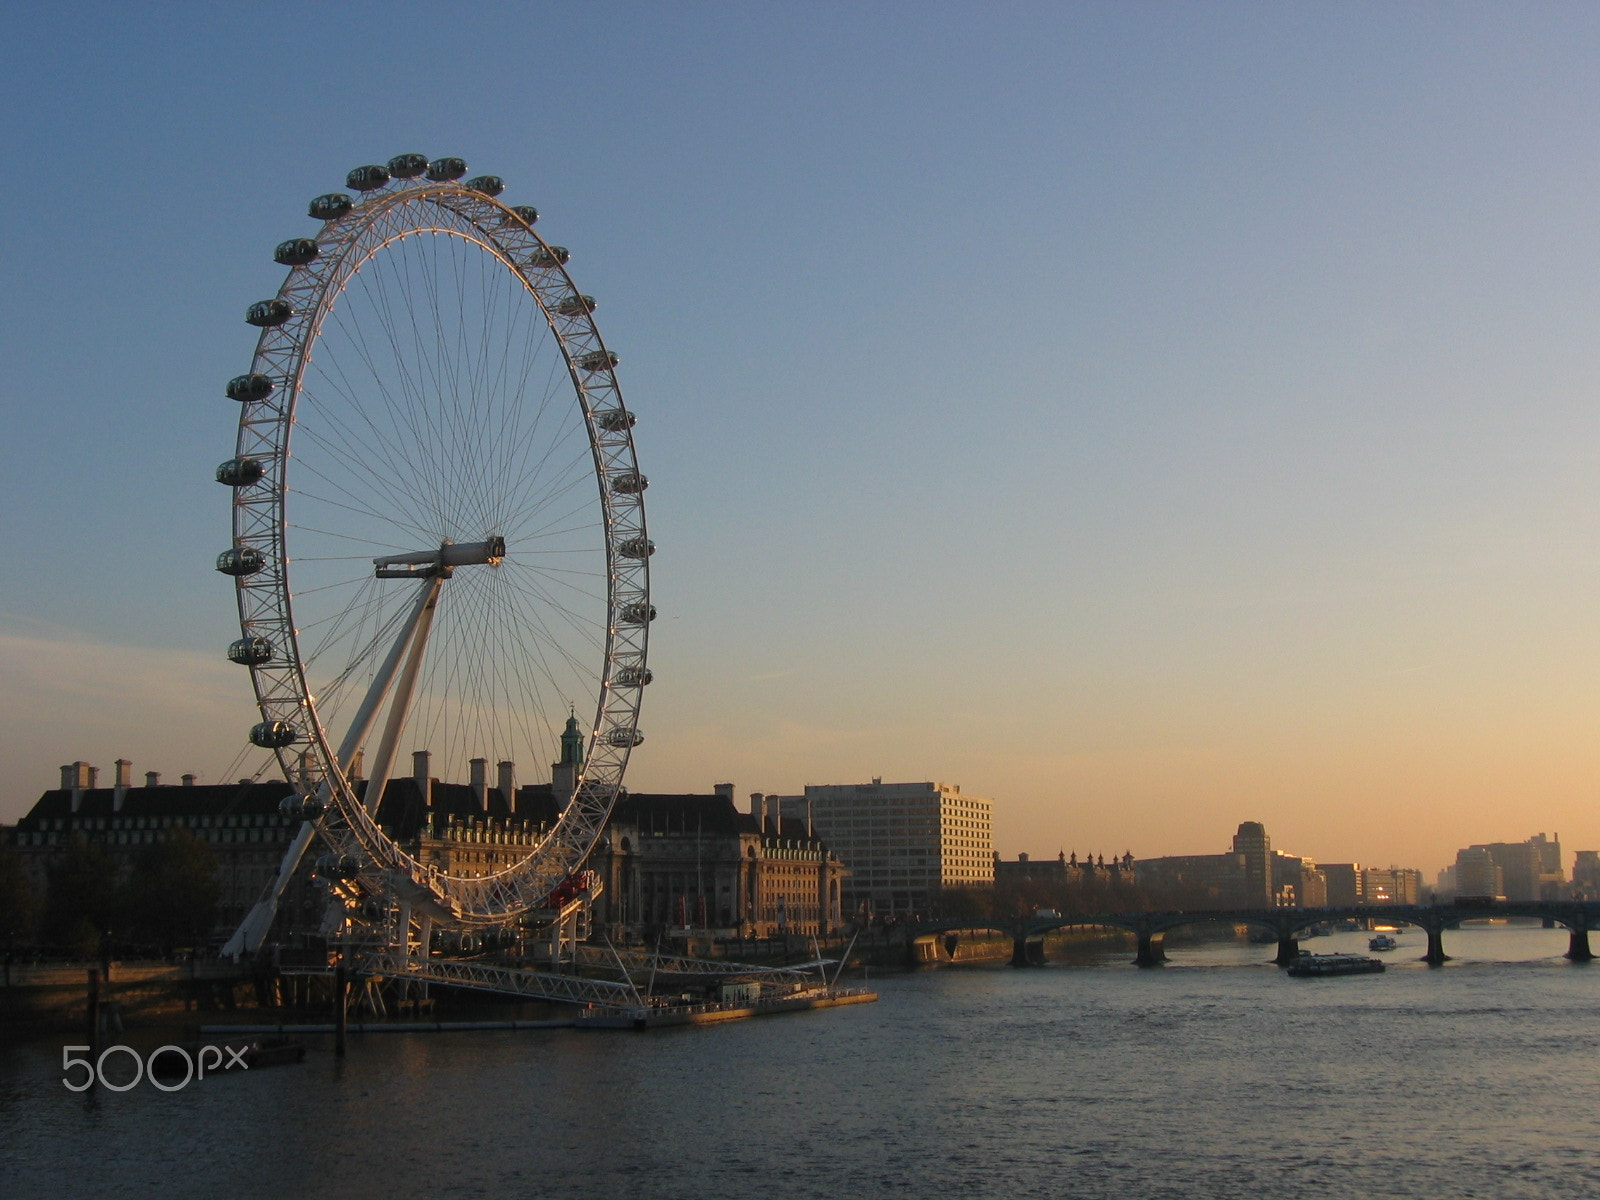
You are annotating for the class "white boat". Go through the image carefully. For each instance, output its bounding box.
[1368,933,1399,951]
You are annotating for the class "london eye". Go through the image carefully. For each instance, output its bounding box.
[216,154,651,947]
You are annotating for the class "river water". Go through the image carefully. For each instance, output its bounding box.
[5,924,1600,1199]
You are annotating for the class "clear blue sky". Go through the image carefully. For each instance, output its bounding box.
[5,2,1600,879]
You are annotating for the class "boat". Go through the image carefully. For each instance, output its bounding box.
[1286,953,1385,978]
[1368,933,1399,951]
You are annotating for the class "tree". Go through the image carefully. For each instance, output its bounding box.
[0,844,40,951]
[123,830,220,954]
[43,837,121,957]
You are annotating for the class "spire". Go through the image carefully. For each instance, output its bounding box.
[551,705,584,811]
[556,705,584,769]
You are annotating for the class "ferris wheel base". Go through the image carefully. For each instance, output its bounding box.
[221,820,320,959]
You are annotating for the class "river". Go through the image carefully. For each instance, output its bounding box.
[4,923,1599,1199]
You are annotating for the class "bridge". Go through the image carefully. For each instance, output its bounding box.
[911,900,1600,968]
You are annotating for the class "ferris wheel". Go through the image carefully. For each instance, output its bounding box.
[215,154,652,938]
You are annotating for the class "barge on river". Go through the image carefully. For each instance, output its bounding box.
[1285,952,1385,978]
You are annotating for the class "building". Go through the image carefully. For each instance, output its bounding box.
[9,757,563,944]
[1453,847,1503,900]
[1271,853,1327,908]
[589,786,845,937]
[1232,821,1273,907]
[1572,850,1600,899]
[1358,867,1421,906]
[782,779,994,918]
[1321,863,1363,908]
[1136,821,1278,909]
[993,850,1134,888]
[1453,834,1563,902]
[10,738,848,945]
[11,761,305,933]
[1435,864,1457,897]
[1135,851,1247,908]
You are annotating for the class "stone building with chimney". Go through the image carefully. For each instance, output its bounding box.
[8,722,847,944]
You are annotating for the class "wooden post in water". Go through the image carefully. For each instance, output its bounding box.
[334,962,348,1058]
[85,968,101,1056]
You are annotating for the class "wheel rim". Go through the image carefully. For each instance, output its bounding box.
[221,165,650,923]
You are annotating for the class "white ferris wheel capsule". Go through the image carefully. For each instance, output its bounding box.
[215,154,651,933]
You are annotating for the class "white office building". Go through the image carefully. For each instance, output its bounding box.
[770,779,993,917]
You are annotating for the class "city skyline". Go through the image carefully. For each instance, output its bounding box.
[6,5,1600,878]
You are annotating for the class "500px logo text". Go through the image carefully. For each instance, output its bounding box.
[62,1044,250,1092]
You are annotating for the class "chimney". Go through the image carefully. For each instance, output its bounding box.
[749,792,763,821]
[60,764,74,790]
[413,750,432,809]
[497,760,516,811]
[469,757,488,811]
[182,773,196,788]
[714,782,734,801]
[68,761,93,813]
[113,758,132,813]
[145,771,161,787]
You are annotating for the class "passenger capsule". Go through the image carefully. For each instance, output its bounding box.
[312,852,339,877]
[273,238,320,266]
[425,156,468,182]
[610,471,647,495]
[555,294,597,317]
[613,666,653,687]
[606,728,645,748]
[346,164,391,192]
[299,793,325,818]
[388,152,429,179]
[527,245,570,268]
[618,537,655,559]
[620,601,657,625]
[336,855,362,880]
[575,349,619,373]
[246,299,293,328]
[249,720,299,748]
[216,457,265,487]
[227,636,274,666]
[595,409,637,432]
[216,546,266,576]
[507,204,540,226]
[308,193,353,221]
[464,174,504,197]
[226,373,275,402]
[278,795,304,819]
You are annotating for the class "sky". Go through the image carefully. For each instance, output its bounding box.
[4,2,1600,879]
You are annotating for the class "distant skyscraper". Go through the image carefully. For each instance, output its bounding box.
[1573,850,1600,899]
[1454,846,1503,899]
[1320,863,1363,907]
[1232,821,1273,907]
[1458,835,1560,901]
